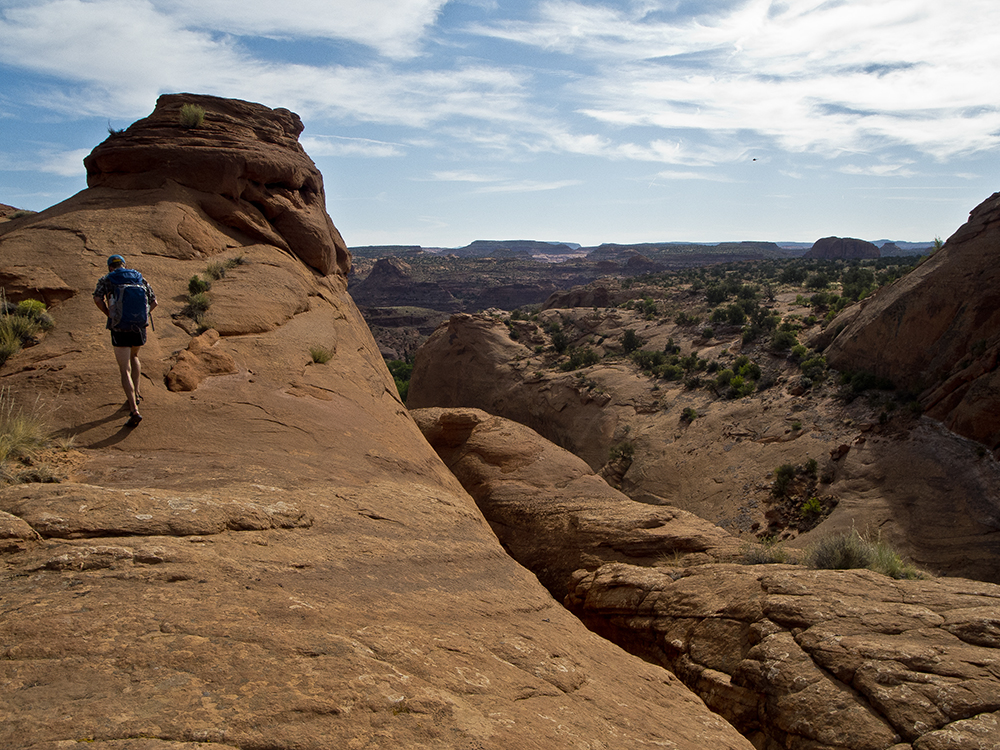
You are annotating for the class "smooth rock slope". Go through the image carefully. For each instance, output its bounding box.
[0,95,751,750]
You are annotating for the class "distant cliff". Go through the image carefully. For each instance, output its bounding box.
[804,236,880,259]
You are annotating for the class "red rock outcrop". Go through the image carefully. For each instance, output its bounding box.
[412,407,740,598]
[85,93,348,276]
[568,562,1000,750]
[0,97,753,750]
[408,312,1000,584]
[824,192,1000,453]
[804,236,880,259]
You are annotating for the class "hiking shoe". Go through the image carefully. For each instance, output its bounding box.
[127,412,143,428]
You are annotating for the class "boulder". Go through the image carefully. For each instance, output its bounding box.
[805,237,880,259]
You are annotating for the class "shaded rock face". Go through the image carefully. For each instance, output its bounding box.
[408,312,1000,584]
[568,562,1000,750]
[805,236,880,259]
[0,99,753,750]
[85,93,349,276]
[412,407,740,599]
[349,256,458,310]
[824,192,1000,453]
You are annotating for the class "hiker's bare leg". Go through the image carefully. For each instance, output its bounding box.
[130,347,142,400]
[114,346,139,415]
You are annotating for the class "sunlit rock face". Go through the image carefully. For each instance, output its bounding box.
[85,93,349,276]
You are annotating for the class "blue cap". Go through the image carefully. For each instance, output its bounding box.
[107,254,125,268]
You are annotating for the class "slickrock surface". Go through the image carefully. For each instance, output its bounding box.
[567,562,1000,750]
[407,313,1000,583]
[412,407,740,599]
[0,96,753,750]
[824,192,1000,455]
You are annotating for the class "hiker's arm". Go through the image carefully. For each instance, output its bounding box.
[93,295,109,317]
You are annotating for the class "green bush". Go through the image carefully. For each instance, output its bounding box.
[621,328,641,353]
[561,346,600,371]
[680,407,699,424]
[188,275,211,294]
[807,530,874,570]
[179,103,206,128]
[185,292,211,318]
[772,463,796,497]
[772,330,798,350]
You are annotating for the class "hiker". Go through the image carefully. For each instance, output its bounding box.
[93,254,157,426]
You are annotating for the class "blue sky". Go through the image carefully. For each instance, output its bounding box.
[1,0,998,248]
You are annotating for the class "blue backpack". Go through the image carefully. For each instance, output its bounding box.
[106,268,150,331]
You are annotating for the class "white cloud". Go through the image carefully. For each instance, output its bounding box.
[473,179,581,194]
[470,0,1000,161]
[300,135,404,158]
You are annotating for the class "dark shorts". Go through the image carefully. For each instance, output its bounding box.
[110,328,147,348]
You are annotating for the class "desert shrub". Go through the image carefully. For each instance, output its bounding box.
[188,275,211,295]
[791,344,809,361]
[551,330,569,353]
[675,311,699,326]
[309,346,333,364]
[656,363,684,381]
[715,368,734,387]
[0,299,50,367]
[799,496,823,518]
[800,355,827,381]
[387,359,413,400]
[0,389,49,464]
[179,103,206,128]
[701,326,714,339]
[725,303,746,326]
[772,463,796,497]
[680,407,699,424]
[740,538,790,565]
[561,346,599,371]
[633,349,667,373]
[621,328,641,353]
[806,529,925,579]
[185,292,211,318]
[772,330,798,350]
[8,209,37,220]
[608,441,634,462]
[806,530,874,570]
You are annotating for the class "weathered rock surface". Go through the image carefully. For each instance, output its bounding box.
[85,93,348,276]
[825,192,1000,454]
[349,257,459,311]
[805,236,880,259]
[0,96,752,750]
[412,407,740,599]
[567,562,1000,750]
[165,328,238,391]
[407,312,1000,583]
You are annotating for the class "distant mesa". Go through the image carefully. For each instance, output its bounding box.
[804,236,880,259]
[85,93,349,276]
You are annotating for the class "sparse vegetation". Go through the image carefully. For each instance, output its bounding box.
[0,388,68,485]
[179,103,206,128]
[739,537,791,565]
[805,529,924,579]
[309,346,333,364]
[387,359,413,401]
[0,297,54,367]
